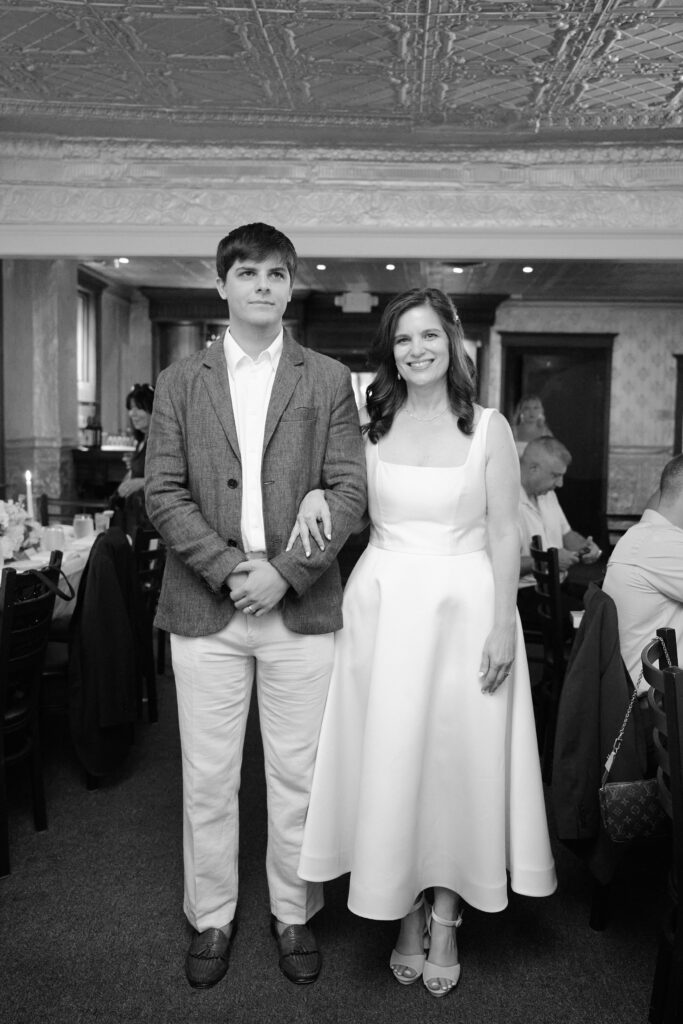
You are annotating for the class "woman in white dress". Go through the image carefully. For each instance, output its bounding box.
[290,288,556,998]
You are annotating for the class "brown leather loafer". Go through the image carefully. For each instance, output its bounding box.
[271,916,322,984]
[185,922,237,989]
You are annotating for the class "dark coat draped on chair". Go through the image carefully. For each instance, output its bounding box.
[68,528,153,776]
[551,583,650,883]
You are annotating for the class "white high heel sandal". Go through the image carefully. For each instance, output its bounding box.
[422,906,463,998]
[389,894,429,985]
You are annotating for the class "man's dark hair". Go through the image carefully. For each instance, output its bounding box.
[216,222,297,283]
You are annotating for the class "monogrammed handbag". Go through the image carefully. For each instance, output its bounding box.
[598,639,671,844]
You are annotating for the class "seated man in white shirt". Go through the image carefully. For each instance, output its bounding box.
[517,436,602,631]
[602,454,683,688]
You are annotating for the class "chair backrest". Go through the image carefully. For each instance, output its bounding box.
[643,632,683,1024]
[530,534,568,676]
[132,524,166,614]
[38,494,108,527]
[644,629,681,825]
[0,551,63,730]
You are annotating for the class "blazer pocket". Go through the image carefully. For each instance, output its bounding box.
[281,407,318,422]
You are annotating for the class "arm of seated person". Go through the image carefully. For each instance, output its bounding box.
[117,475,146,498]
[562,529,601,565]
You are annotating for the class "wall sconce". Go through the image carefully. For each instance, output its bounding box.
[334,291,379,314]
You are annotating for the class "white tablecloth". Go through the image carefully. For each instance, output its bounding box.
[4,534,97,621]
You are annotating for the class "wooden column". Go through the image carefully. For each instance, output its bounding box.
[1,259,79,501]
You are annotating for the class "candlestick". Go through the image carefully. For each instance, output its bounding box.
[25,470,34,520]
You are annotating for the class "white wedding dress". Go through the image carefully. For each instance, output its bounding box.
[298,407,557,919]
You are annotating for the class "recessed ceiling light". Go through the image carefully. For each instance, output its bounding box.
[523,265,534,274]
[316,263,326,271]
[385,263,395,271]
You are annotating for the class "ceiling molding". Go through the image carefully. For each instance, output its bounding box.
[2,138,683,260]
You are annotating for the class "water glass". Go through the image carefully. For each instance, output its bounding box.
[73,514,94,540]
[43,525,66,552]
[95,510,114,532]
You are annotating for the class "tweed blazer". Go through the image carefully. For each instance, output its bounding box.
[145,331,367,637]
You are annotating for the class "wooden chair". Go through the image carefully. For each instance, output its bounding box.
[643,627,683,1024]
[132,524,165,716]
[38,493,108,527]
[0,551,63,876]
[530,534,572,782]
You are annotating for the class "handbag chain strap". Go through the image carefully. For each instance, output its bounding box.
[602,636,673,783]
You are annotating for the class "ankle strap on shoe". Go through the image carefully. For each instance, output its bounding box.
[431,908,463,928]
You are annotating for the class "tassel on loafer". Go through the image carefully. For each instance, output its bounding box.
[271,916,322,984]
[185,920,238,989]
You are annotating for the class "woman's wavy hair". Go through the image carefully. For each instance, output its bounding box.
[365,288,476,443]
[126,382,155,441]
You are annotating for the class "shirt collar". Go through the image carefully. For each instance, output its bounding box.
[520,485,538,510]
[640,508,680,531]
[224,327,283,378]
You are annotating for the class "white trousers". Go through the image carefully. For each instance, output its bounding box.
[171,609,334,932]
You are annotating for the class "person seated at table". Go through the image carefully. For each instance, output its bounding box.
[109,382,155,535]
[602,454,683,689]
[511,394,554,456]
[517,436,601,633]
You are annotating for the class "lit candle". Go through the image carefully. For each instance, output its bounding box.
[25,470,34,519]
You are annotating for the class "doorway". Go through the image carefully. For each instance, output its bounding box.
[501,333,614,538]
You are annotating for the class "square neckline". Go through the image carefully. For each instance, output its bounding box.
[375,406,487,470]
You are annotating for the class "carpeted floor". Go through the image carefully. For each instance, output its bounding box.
[1,664,668,1024]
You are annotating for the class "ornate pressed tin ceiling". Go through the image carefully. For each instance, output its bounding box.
[1,0,683,147]
[2,2,683,299]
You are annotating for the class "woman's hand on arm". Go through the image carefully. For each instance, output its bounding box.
[286,489,331,557]
[284,402,369,558]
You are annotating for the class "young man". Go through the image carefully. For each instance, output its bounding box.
[145,223,367,989]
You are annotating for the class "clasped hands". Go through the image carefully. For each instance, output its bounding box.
[227,490,331,616]
[226,560,289,618]
[558,536,602,570]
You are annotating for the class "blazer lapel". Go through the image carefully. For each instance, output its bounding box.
[201,340,241,460]
[263,331,303,453]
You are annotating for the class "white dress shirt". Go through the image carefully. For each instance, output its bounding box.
[603,509,683,689]
[518,487,571,588]
[224,328,283,553]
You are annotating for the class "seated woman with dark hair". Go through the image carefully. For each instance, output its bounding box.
[110,383,155,534]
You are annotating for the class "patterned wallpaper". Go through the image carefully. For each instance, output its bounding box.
[490,301,681,512]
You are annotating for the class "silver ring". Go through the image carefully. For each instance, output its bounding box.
[246,604,254,614]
